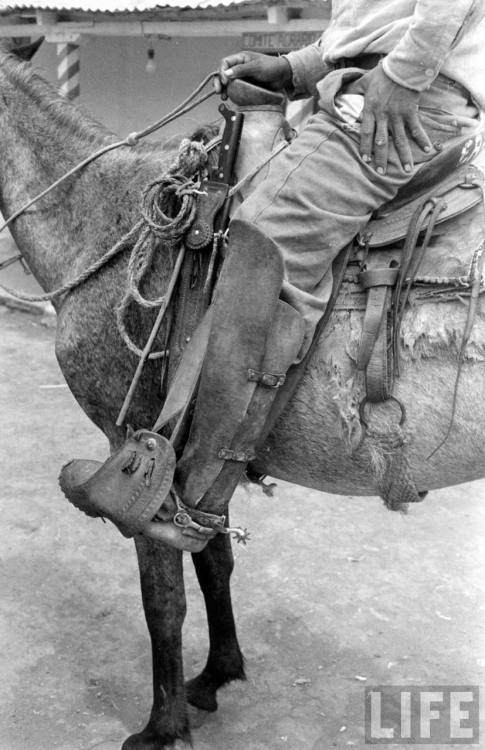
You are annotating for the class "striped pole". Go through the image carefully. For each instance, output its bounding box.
[57,42,80,101]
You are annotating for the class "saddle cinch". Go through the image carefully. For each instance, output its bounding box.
[60,81,485,533]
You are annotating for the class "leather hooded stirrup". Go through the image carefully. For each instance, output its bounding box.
[59,430,176,538]
[176,219,305,507]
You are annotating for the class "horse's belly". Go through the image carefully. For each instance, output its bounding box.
[256,306,485,498]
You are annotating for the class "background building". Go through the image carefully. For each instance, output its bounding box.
[0,0,331,136]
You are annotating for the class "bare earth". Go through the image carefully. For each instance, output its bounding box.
[1,306,484,750]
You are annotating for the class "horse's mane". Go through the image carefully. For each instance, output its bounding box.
[0,47,219,159]
[0,47,120,148]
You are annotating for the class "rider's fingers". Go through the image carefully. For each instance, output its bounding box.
[222,61,261,82]
[390,116,413,172]
[372,117,389,174]
[221,53,249,71]
[220,53,253,82]
[406,111,433,154]
[359,108,376,164]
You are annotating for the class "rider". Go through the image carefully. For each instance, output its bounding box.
[142,0,485,549]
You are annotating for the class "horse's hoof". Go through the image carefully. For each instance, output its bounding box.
[186,659,245,713]
[122,727,190,750]
[185,675,218,712]
[187,703,211,729]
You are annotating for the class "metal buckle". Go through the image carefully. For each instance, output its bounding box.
[171,493,251,543]
[172,501,220,537]
[217,448,256,462]
[247,368,286,388]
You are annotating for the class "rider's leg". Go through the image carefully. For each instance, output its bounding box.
[175,218,306,507]
[233,67,480,356]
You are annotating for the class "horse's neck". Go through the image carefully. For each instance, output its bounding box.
[0,54,155,295]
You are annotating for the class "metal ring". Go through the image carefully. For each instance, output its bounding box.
[173,511,191,528]
[375,138,386,147]
[359,396,407,430]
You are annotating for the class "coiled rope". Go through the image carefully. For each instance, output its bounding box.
[116,138,211,358]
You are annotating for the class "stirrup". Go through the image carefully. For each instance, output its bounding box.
[59,430,176,538]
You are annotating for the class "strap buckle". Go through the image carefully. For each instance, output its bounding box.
[172,494,226,535]
[217,448,256,462]
[247,368,286,388]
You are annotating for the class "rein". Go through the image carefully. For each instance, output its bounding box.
[0,71,219,294]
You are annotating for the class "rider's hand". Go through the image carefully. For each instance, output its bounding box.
[357,64,433,174]
[215,51,292,92]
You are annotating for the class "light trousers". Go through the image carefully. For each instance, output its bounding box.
[234,68,480,354]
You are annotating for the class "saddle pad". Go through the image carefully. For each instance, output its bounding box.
[340,199,485,314]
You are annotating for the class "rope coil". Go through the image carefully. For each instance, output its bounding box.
[116,138,211,358]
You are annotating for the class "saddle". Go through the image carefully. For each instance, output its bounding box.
[255,123,485,513]
[354,138,484,404]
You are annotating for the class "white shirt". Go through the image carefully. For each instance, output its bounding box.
[285,0,485,109]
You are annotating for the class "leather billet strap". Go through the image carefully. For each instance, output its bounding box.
[356,267,399,373]
[364,293,394,403]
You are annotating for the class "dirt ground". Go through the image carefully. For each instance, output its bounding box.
[1,306,484,750]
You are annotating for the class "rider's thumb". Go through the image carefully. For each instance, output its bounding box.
[224,61,258,80]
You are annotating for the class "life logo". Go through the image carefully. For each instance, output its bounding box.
[364,685,479,744]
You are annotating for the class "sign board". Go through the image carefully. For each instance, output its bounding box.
[242,30,321,53]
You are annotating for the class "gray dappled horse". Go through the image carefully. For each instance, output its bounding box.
[1,42,485,749]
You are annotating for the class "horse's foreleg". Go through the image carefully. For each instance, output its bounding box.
[186,532,245,712]
[123,536,189,750]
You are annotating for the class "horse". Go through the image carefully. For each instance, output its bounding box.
[1,43,485,750]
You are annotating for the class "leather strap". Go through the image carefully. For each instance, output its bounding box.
[185,182,229,250]
[365,293,393,403]
[359,268,399,289]
[247,368,286,388]
[152,307,213,433]
[357,267,399,372]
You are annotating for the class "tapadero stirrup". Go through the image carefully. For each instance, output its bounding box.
[59,429,176,538]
